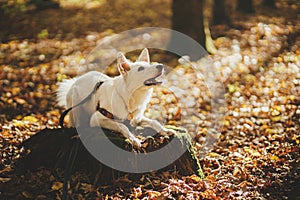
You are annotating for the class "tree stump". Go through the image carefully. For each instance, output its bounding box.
[14,126,204,185]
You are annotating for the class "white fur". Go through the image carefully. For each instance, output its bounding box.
[57,48,174,147]
[56,78,77,107]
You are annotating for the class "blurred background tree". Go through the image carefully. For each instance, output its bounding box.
[236,0,255,13]
[263,0,276,7]
[170,0,283,56]
[171,0,205,50]
[213,0,229,25]
[170,0,230,56]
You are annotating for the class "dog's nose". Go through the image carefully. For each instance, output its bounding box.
[156,64,163,71]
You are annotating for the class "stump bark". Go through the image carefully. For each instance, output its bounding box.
[15,126,204,185]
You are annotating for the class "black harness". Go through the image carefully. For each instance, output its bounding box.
[59,81,120,127]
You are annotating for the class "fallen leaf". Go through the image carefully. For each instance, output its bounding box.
[51,181,63,191]
[23,116,38,123]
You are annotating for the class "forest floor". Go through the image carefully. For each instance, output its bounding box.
[0,0,300,199]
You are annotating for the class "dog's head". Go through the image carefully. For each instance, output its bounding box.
[117,48,165,91]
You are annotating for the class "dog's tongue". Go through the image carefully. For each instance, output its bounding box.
[144,75,164,86]
[144,78,159,86]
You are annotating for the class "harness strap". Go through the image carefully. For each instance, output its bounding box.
[59,81,104,127]
[96,101,122,121]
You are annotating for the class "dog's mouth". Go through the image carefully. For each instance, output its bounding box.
[144,71,164,86]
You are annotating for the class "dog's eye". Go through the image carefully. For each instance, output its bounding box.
[138,66,145,71]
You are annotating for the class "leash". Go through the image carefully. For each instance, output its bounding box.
[60,80,124,200]
[59,81,123,127]
[59,81,104,128]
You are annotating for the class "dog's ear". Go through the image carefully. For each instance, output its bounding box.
[137,48,150,63]
[117,52,131,76]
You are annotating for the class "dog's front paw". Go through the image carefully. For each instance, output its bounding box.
[130,117,141,127]
[127,136,142,148]
[159,127,176,136]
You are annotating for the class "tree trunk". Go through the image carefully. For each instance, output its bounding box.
[172,0,205,46]
[236,0,254,13]
[213,0,229,25]
[263,0,276,8]
[14,127,204,183]
[170,0,206,60]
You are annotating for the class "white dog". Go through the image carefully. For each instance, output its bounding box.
[57,48,174,147]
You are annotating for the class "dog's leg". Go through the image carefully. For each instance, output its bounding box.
[90,112,142,148]
[132,116,176,136]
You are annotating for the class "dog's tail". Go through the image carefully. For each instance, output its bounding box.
[56,78,77,107]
